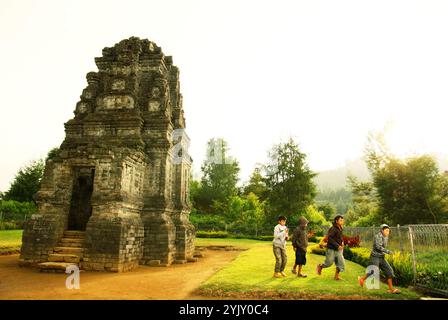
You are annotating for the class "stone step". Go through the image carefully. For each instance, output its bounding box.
[54,246,84,255]
[48,253,81,263]
[59,238,85,247]
[38,262,78,273]
[63,230,86,239]
[193,251,204,258]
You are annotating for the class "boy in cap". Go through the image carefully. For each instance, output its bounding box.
[358,224,401,294]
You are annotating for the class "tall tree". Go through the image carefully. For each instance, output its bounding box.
[373,156,447,224]
[197,138,240,214]
[263,138,317,222]
[3,159,45,203]
[242,167,268,200]
[346,175,379,226]
[364,131,448,224]
[317,202,337,221]
[3,147,59,203]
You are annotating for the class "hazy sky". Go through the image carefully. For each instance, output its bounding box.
[1,0,448,191]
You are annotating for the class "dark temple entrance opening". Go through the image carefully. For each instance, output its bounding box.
[68,167,95,231]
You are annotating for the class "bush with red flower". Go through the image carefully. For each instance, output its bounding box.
[319,235,360,248]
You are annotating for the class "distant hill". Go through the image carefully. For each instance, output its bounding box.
[314,154,448,191]
[314,158,371,191]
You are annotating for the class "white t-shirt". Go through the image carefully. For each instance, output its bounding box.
[273,224,288,248]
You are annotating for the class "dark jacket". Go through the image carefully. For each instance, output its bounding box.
[292,216,309,252]
[327,223,343,250]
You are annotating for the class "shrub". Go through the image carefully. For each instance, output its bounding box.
[190,213,226,231]
[319,235,360,248]
[310,244,326,255]
[386,251,415,286]
[348,247,372,267]
[0,200,37,222]
[253,235,273,241]
[313,229,324,237]
[0,221,25,230]
[343,235,360,248]
[308,236,318,243]
[196,230,229,238]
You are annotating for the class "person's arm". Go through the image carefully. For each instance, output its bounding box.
[291,230,297,248]
[327,228,341,249]
[373,234,392,254]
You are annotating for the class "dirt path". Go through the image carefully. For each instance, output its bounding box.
[0,250,240,300]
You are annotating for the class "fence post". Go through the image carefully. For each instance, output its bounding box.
[397,224,403,252]
[408,226,417,286]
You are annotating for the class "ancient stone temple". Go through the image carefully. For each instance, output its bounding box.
[19,37,196,272]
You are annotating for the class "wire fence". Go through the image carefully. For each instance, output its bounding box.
[318,224,448,297]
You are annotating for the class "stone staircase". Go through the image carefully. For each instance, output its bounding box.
[38,230,85,273]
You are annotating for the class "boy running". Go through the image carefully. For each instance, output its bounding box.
[358,224,401,294]
[316,215,345,280]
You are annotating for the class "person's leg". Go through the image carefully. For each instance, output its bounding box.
[280,247,288,275]
[292,249,298,274]
[317,249,335,275]
[359,255,380,287]
[273,246,282,276]
[380,258,400,293]
[292,264,298,274]
[298,249,307,277]
[334,249,345,280]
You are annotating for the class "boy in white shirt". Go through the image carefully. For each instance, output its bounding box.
[273,216,289,278]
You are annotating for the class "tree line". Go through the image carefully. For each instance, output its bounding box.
[2,134,448,232]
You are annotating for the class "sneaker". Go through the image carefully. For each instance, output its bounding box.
[316,264,322,275]
[281,272,287,277]
[387,288,401,294]
[273,272,283,278]
[358,276,365,287]
[291,269,297,274]
[298,273,308,278]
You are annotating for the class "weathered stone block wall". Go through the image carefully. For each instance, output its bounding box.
[19,160,72,266]
[140,211,176,266]
[20,37,196,272]
[82,211,144,272]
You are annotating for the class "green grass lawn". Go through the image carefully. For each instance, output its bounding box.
[0,231,267,253]
[0,229,23,253]
[0,231,427,299]
[195,237,269,248]
[197,242,421,300]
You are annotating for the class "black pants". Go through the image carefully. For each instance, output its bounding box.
[295,248,307,265]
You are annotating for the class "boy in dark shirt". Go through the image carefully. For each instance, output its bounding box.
[316,215,345,280]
